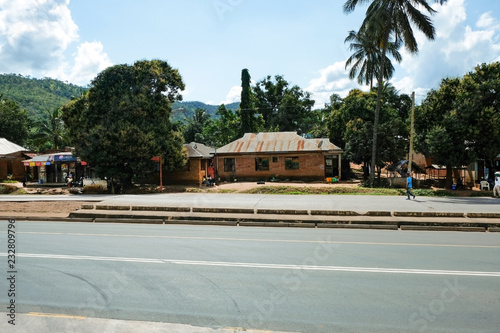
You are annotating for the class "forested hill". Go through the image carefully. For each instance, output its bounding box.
[0,74,239,122]
[171,101,240,123]
[0,74,86,120]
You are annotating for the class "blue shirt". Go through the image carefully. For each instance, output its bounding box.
[407,176,413,189]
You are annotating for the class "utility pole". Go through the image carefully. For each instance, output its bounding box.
[408,91,415,174]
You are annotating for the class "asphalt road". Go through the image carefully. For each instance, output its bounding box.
[1,221,500,333]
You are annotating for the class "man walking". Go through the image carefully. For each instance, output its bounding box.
[494,172,500,198]
[406,172,416,200]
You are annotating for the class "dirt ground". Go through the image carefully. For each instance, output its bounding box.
[0,201,86,217]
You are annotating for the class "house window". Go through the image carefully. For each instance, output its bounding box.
[272,156,279,163]
[285,157,299,170]
[255,157,269,171]
[224,158,235,172]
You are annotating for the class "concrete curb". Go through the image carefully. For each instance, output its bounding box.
[394,212,465,218]
[467,213,500,218]
[310,210,359,216]
[400,225,486,232]
[132,206,191,212]
[76,204,494,220]
[95,205,130,211]
[256,209,309,215]
[5,214,500,232]
[193,207,255,214]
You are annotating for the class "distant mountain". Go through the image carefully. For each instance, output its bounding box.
[0,74,239,123]
[0,74,86,120]
[171,101,240,123]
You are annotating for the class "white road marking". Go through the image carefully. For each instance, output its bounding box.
[5,253,500,277]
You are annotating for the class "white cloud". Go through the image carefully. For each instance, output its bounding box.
[392,0,500,99]
[477,12,496,29]
[0,0,111,85]
[306,61,360,108]
[68,41,112,85]
[221,85,241,105]
[0,0,78,73]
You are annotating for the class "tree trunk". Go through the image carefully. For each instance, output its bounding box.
[369,42,388,188]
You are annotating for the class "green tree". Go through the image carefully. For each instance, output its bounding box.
[61,60,187,191]
[203,104,241,147]
[328,88,407,182]
[240,68,258,135]
[0,97,30,146]
[458,62,500,179]
[415,78,469,188]
[344,0,446,186]
[183,108,211,143]
[253,75,314,132]
[31,108,66,150]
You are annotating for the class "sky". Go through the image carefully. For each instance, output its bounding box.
[1,0,500,108]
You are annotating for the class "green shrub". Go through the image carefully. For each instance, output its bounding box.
[0,185,17,194]
[83,184,107,194]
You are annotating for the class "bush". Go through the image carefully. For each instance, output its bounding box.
[83,184,107,194]
[0,185,17,194]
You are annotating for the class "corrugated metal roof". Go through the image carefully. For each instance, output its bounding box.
[22,152,76,163]
[217,132,342,154]
[185,142,215,158]
[0,138,27,155]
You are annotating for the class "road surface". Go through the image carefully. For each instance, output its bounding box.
[1,221,499,332]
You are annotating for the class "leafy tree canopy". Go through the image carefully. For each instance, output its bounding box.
[253,74,315,132]
[0,97,30,146]
[326,88,408,181]
[61,59,187,188]
[417,62,500,186]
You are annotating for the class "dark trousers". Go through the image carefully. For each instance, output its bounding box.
[406,188,415,199]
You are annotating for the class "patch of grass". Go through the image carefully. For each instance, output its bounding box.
[412,189,457,197]
[213,189,238,193]
[243,186,405,195]
[469,191,494,197]
[1,180,18,184]
[10,188,27,195]
[0,185,17,194]
[242,185,470,197]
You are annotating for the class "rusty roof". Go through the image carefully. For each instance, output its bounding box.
[217,132,342,154]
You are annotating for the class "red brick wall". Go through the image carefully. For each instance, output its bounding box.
[216,153,328,181]
[164,159,203,185]
[0,155,26,181]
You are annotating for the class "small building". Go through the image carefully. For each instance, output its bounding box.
[165,142,215,186]
[22,151,87,184]
[215,132,343,182]
[0,138,31,181]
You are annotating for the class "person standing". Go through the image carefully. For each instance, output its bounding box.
[406,172,416,200]
[494,172,500,198]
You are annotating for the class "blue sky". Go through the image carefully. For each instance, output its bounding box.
[1,0,499,107]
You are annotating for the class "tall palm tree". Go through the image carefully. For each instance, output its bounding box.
[343,0,447,187]
[33,108,66,150]
[345,24,402,89]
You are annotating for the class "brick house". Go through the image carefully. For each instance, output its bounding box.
[165,142,215,185]
[0,138,31,181]
[215,132,343,182]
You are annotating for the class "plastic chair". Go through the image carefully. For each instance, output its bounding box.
[480,180,490,191]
